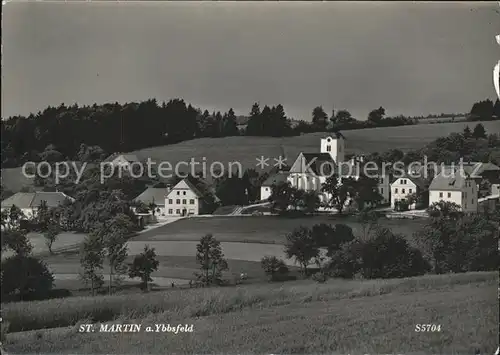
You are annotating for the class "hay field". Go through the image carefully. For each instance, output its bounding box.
[3,272,497,354]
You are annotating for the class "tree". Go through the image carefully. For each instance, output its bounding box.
[43,222,60,254]
[312,106,328,131]
[1,254,54,301]
[493,99,500,118]
[195,234,228,286]
[284,226,319,276]
[355,228,430,279]
[128,245,159,291]
[261,256,288,281]
[463,125,472,139]
[357,209,380,240]
[269,181,296,214]
[80,232,105,296]
[321,175,356,215]
[367,107,386,125]
[472,123,487,139]
[297,191,320,214]
[1,206,33,256]
[221,108,240,136]
[353,175,383,210]
[310,223,354,257]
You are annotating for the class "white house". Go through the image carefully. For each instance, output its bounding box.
[0,191,75,220]
[428,167,478,213]
[165,177,218,216]
[390,174,425,210]
[133,187,168,216]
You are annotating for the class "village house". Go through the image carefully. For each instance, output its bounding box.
[0,191,74,220]
[428,166,478,213]
[390,173,425,210]
[165,177,218,216]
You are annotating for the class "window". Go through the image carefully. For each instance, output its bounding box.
[176,209,180,214]
[409,189,412,194]
[182,199,186,204]
[265,187,269,191]
[326,145,331,152]
[168,199,172,204]
[447,192,451,198]
[402,189,405,194]
[471,199,474,204]
[168,209,173,214]
[176,199,180,204]
[190,199,195,204]
[183,191,186,195]
[395,188,398,193]
[439,192,443,198]
[176,191,180,195]
[339,145,342,152]
[380,188,383,194]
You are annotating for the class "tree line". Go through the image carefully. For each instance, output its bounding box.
[3,97,497,168]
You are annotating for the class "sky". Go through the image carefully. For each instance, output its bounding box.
[2,1,499,121]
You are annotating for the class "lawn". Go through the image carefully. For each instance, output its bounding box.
[134,215,426,244]
[43,252,273,288]
[3,272,497,354]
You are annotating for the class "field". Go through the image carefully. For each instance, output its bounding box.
[2,120,499,192]
[35,215,425,290]
[3,272,498,354]
[133,215,426,244]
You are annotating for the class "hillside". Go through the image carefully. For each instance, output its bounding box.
[120,120,500,178]
[1,120,499,192]
[3,272,497,354]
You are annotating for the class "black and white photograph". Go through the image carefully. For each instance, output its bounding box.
[1,1,499,354]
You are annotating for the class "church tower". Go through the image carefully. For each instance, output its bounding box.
[320,132,345,163]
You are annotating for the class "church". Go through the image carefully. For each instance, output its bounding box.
[260,132,390,207]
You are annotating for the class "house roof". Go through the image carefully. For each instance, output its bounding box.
[104,153,141,163]
[429,168,469,191]
[262,172,290,186]
[1,192,74,209]
[461,162,500,177]
[301,153,336,176]
[166,176,216,200]
[134,188,167,205]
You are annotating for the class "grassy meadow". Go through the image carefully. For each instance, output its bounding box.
[133,215,426,244]
[3,272,497,354]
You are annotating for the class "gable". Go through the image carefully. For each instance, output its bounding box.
[167,179,204,198]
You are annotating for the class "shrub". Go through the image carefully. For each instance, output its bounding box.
[311,272,328,283]
[261,256,288,281]
[1,254,54,301]
[329,230,431,279]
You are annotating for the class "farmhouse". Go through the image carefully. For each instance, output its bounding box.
[428,167,478,213]
[165,177,218,216]
[0,191,74,219]
[133,187,168,216]
[390,174,425,210]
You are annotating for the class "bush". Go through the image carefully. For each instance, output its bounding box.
[1,254,54,301]
[311,272,328,283]
[329,230,431,280]
[261,256,289,281]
